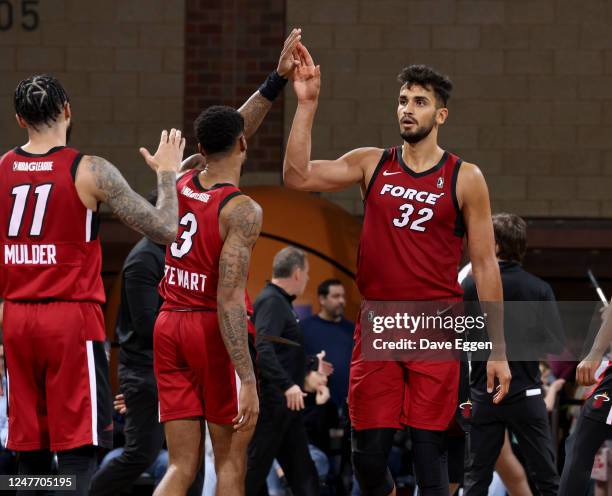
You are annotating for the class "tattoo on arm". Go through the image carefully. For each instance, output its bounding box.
[88,156,178,244]
[239,91,273,139]
[217,198,263,383]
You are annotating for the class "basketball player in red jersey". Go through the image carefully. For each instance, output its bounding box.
[283,45,512,496]
[0,75,184,494]
[153,30,302,496]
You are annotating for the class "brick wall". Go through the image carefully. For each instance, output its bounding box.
[285,0,612,217]
[0,0,184,193]
[184,0,286,179]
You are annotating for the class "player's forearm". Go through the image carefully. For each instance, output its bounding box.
[217,297,256,384]
[283,102,318,189]
[151,170,179,243]
[590,316,612,357]
[239,91,273,139]
[89,155,178,244]
[472,258,507,357]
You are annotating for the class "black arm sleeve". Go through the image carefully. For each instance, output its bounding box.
[123,250,163,348]
[254,296,295,392]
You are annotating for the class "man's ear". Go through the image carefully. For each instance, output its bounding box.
[64,102,72,120]
[239,134,247,152]
[15,114,27,129]
[197,143,204,155]
[436,107,448,125]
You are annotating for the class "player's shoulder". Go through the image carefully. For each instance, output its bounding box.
[456,161,488,198]
[457,161,483,178]
[219,193,263,228]
[341,147,386,164]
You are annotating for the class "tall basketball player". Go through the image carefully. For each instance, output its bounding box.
[153,30,302,496]
[283,44,511,496]
[0,74,184,495]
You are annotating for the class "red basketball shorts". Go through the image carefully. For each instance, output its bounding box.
[349,315,459,431]
[3,301,112,451]
[154,310,240,424]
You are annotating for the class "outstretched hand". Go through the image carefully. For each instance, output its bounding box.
[277,28,302,78]
[292,42,321,103]
[139,128,186,173]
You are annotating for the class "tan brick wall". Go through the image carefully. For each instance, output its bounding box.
[0,0,184,194]
[285,0,612,217]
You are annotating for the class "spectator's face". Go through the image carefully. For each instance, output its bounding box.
[320,284,346,319]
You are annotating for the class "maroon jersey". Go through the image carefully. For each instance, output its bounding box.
[160,170,245,312]
[0,146,104,303]
[357,147,465,301]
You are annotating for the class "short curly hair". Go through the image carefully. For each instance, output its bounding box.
[194,105,244,156]
[397,65,453,107]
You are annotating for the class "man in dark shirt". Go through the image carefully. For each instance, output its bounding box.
[90,192,203,495]
[246,246,320,496]
[462,213,563,496]
[302,279,353,410]
[89,232,167,496]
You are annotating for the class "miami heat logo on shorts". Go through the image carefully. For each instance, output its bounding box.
[459,399,472,418]
[593,392,610,409]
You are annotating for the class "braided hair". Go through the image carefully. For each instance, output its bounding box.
[14,74,69,129]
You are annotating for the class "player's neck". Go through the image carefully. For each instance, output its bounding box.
[197,160,241,188]
[401,138,444,173]
[22,128,67,154]
[318,310,341,323]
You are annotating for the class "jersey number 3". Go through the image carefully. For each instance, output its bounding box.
[393,204,433,232]
[8,183,53,237]
[170,212,198,258]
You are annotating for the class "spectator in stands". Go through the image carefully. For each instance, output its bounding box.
[246,246,331,496]
[302,279,353,411]
[302,279,355,492]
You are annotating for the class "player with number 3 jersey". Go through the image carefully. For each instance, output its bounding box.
[153,29,303,496]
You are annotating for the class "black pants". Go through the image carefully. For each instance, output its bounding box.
[463,396,559,496]
[559,412,612,496]
[246,400,319,496]
[89,363,203,495]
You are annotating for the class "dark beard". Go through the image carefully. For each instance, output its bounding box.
[400,120,435,144]
[66,122,73,144]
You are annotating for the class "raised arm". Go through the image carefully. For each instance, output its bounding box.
[283,42,369,192]
[459,162,511,403]
[217,195,262,430]
[238,28,301,138]
[76,129,184,244]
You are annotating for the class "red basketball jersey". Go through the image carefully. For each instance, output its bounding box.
[357,147,465,301]
[0,146,104,303]
[159,170,246,312]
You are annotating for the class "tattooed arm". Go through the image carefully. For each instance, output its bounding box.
[238,92,274,139]
[76,129,184,244]
[217,195,262,431]
[217,195,262,384]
